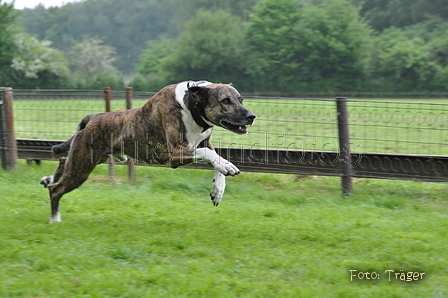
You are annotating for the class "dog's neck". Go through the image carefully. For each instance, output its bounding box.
[188,91,213,133]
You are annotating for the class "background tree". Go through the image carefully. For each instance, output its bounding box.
[66,36,123,89]
[13,0,448,92]
[247,0,371,92]
[11,33,69,88]
[353,0,448,32]
[246,0,303,91]
[19,4,50,40]
[298,0,371,91]
[175,0,259,19]
[160,10,249,88]
[21,0,182,73]
[427,23,448,67]
[427,23,448,90]
[368,29,439,91]
[0,1,71,89]
[18,0,259,74]
[0,0,19,87]
[129,38,175,91]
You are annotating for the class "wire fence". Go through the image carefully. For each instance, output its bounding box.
[12,89,155,140]
[10,90,448,156]
[3,88,448,188]
[219,97,448,157]
[349,100,448,156]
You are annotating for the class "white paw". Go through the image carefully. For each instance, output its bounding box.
[210,170,226,206]
[49,212,61,224]
[194,147,240,176]
[212,160,240,176]
[40,175,54,188]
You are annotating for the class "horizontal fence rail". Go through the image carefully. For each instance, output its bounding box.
[16,139,448,182]
[2,87,448,195]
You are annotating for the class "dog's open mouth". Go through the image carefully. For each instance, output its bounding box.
[220,120,250,134]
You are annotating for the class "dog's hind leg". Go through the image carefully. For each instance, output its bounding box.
[46,144,106,223]
[49,190,63,223]
[40,157,67,188]
[52,157,66,183]
[47,166,95,223]
[48,178,83,224]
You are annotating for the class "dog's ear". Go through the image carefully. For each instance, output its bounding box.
[187,83,209,102]
[188,85,206,93]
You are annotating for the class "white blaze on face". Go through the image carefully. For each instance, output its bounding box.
[174,81,214,149]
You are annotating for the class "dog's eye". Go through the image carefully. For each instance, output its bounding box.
[221,98,232,104]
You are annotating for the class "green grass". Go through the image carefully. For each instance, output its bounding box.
[1,160,448,297]
[13,97,448,155]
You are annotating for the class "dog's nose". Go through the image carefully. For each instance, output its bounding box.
[246,112,256,123]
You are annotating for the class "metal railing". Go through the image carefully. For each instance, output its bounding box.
[2,88,448,195]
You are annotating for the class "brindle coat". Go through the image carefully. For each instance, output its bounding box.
[41,81,255,223]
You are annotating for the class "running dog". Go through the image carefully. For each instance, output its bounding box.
[40,81,256,223]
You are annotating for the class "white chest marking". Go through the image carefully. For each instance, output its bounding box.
[174,81,214,149]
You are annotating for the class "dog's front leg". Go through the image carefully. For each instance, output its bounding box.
[195,148,235,206]
[210,170,226,206]
[169,144,239,205]
[194,147,240,176]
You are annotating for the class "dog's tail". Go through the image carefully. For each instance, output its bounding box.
[52,113,104,154]
[52,136,75,154]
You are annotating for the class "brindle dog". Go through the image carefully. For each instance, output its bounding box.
[40,81,256,223]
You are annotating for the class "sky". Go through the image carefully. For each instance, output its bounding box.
[7,0,82,10]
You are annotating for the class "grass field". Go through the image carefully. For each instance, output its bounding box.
[1,160,448,297]
[12,97,448,156]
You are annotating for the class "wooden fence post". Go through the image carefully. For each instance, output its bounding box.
[0,87,18,170]
[125,87,135,182]
[104,87,115,180]
[104,86,112,113]
[336,97,353,195]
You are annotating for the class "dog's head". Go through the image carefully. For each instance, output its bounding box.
[187,83,256,134]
